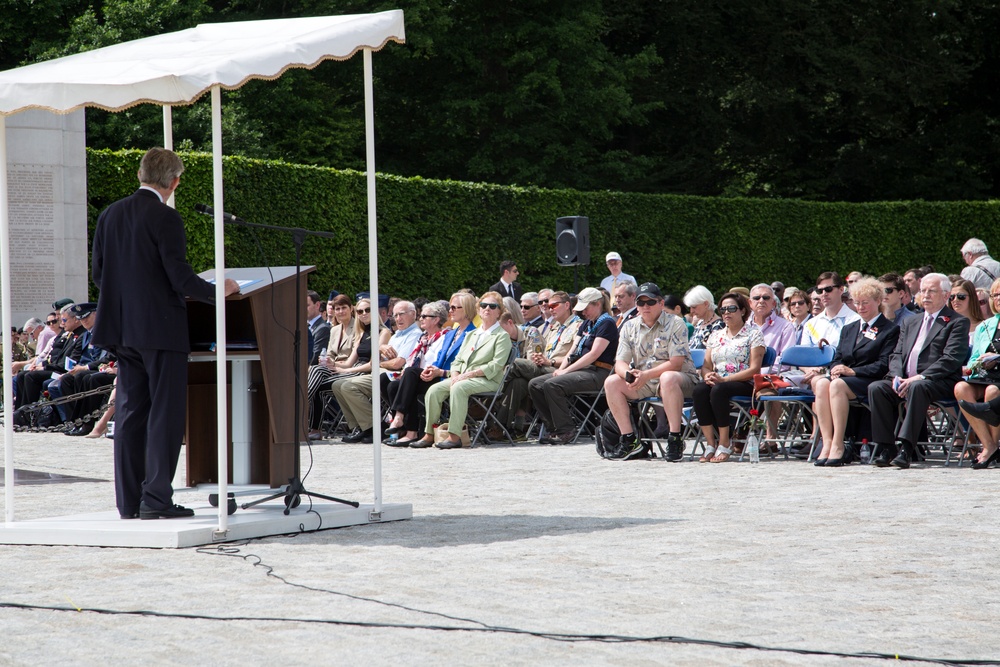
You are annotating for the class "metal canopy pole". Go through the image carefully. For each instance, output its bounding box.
[0,115,13,522]
[364,48,382,514]
[210,86,229,533]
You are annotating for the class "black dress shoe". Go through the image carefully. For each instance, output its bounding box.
[959,400,1000,427]
[384,436,411,447]
[119,510,140,519]
[824,458,845,467]
[813,458,827,467]
[65,424,88,436]
[409,438,434,448]
[139,502,195,520]
[873,444,897,468]
[971,448,1000,469]
[357,428,375,444]
[891,446,912,469]
[385,424,406,436]
[342,428,365,443]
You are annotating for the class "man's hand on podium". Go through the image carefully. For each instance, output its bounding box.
[223,278,241,297]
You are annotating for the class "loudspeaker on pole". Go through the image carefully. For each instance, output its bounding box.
[555,216,589,266]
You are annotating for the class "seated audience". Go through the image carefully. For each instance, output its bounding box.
[529,288,619,445]
[692,292,765,463]
[956,277,1000,467]
[307,294,355,439]
[807,278,899,466]
[879,273,917,325]
[605,282,700,461]
[784,289,812,344]
[949,278,984,344]
[868,273,969,469]
[413,291,513,450]
[613,281,639,330]
[520,292,545,328]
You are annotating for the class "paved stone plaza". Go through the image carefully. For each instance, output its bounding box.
[1,430,997,665]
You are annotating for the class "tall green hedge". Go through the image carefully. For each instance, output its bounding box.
[87,148,1000,302]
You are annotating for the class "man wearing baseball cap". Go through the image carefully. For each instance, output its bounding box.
[600,252,636,295]
[604,282,700,461]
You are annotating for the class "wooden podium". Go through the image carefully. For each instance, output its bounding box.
[185,266,313,488]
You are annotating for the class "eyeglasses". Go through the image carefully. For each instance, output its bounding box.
[393,311,413,318]
[788,300,806,307]
[949,294,968,301]
[419,314,436,319]
[751,295,772,301]
[884,287,897,294]
[480,302,500,310]
[919,288,941,295]
[636,298,659,307]
[991,293,1000,300]
[45,320,57,325]
[719,305,740,314]
[448,305,462,311]
[815,285,839,294]
[356,307,371,314]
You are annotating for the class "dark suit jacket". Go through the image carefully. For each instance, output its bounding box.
[91,189,216,353]
[488,280,523,301]
[887,306,969,381]
[832,315,899,379]
[43,325,87,372]
[309,318,331,365]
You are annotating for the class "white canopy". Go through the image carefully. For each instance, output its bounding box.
[0,11,405,114]
[0,11,404,532]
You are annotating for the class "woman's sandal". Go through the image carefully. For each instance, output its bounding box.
[699,447,716,463]
[711,446,733,463]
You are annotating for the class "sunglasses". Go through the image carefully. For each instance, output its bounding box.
[419,314,437,319]
[884,287,898,294]
[480,302,500,310]
[537,299,549,306]
[751,295,772,301]
[46,320,58,325]
[949,294,968,301]
[788,300,806,307]
[719,305,741,314]
[448,305,462,311]
[815,286,839,294]
[545,301,567,309]
[520,305,535,310]
[356,307,372,314]
[636,298,659,307]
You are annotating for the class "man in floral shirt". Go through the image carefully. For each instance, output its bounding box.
[604,283,700,461]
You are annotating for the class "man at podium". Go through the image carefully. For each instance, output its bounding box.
[92,147,240,521]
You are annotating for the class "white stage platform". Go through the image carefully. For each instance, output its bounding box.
[0,500,412,549]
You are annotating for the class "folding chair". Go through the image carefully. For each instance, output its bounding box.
[727,346,776,459]
[747,345,835,460]
[465,346,520,446]
[319,389,347,439]
[635,347,706,460]
[569,388,605,443]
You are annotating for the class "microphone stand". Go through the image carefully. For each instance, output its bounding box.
[214,213,358,514]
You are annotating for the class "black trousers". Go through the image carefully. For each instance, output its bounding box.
[692,380,753,428]
[66,370,116,422]
[113,346,188,514]
[387,366,434,432]
[868,377,955,447]
[18,369,56,407]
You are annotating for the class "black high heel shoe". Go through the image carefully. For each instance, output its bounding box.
[813,458,828,467]
[971,448,1000,470]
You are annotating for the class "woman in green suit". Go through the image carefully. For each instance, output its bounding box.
[412,291,513,449]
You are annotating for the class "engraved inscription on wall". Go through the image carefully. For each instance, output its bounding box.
[7,167,56,312]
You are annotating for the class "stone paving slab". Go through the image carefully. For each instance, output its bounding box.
[1,430,998,665]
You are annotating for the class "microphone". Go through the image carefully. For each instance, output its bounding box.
[194,203,245,224]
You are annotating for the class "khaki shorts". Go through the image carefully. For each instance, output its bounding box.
[634,371,698,400]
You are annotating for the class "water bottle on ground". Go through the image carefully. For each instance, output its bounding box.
[747,432,760,463]
[860,438,870,464]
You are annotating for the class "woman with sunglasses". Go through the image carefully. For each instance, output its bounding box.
[949,278,984,346]
[784,289,813,344]
[414,291,513,449]
[306,294,356,439]
[693,292,765,462]
[388,294,478,447]
[320,299,392,444]
[955,277,1000,468]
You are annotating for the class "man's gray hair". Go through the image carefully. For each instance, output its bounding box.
[750,283,775,297]
[615,280,638,296]
[394,300,416,314]
[521,291,539,304]
[60,303,76,314]
[922,272,952,292]
[138,147,185,188]
[23,317,43,330]
[962,238,988,256]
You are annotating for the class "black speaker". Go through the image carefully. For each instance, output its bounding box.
[556,216,589,266]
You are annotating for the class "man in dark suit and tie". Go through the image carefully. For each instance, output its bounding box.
[867,273,969,469]
[306,290,330,365]
[489,260,523,301]
[92,147,240,520]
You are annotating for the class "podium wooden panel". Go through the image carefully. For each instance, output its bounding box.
[185,266,313,487]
